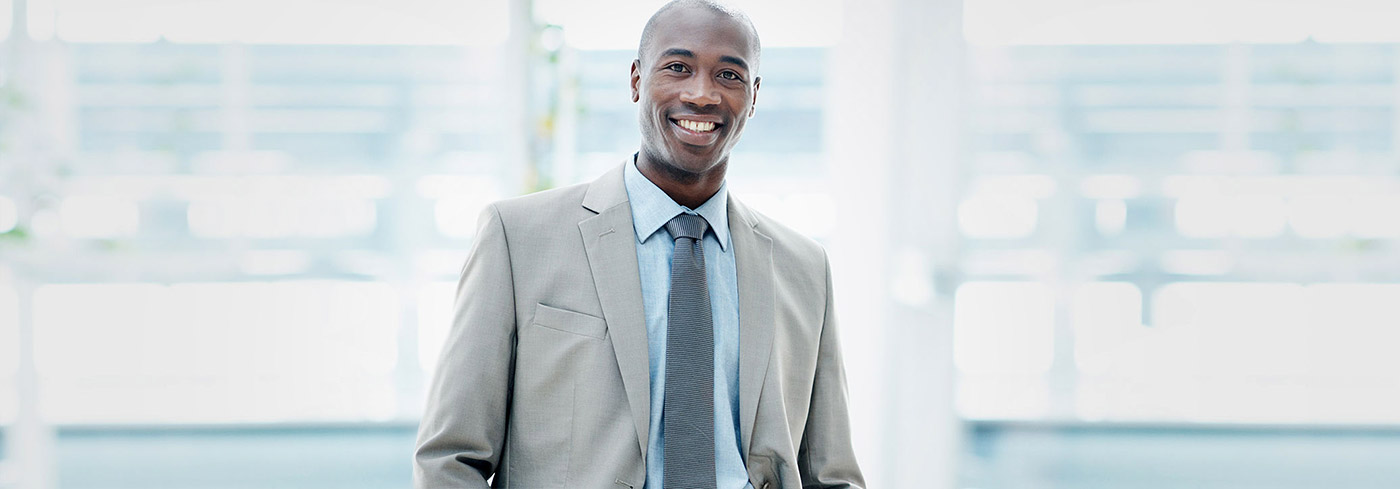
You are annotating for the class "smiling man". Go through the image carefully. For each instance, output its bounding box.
[414,1,864,488]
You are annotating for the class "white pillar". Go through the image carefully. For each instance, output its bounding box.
[3,0,59,484]
[8,274,55,489]
[826,0,964,487]
[503,0,534,193]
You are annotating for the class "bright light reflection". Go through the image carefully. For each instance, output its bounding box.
[0,0,12,40]
[416,175,502,200]
[435,198,489,239]
[0,281,17,377]
[970,175,1057,198]
[1351,195,1400,238]
[188,198,377,239]
[239,250,312,276]
[1072,282,1142,376]
[1175,196,1228,238]
[1159,250,1232,276]
[420,175,502,239]
[51,0,506,45]
[726,192,836,240]
[958,194,1039,239]
[61,175,391,201]
[1175,195,1286,238]
[0,196,18,233]
[783,193,837,238]
[965,0,1400,45]
[1095,199,1127,236]
[1304,284,1400,377]
[1288,195,1351,238]
[954,281,1055,375]
[1152,282,1308,377]
[537,0,841,49]
[1080,175,1141,199]
[417,281,455,374]
[956,375,1050,420]
[1233,195,1288,237]
[33,281,400,423]
[1075,376,1198,421]
[26,0,54,41]
[1078,282,1400,423]
[1064,281,1372,422]
[59,195,140,238]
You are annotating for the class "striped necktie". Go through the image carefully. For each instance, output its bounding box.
[662,213,716,489]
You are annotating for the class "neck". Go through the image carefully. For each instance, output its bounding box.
[635,152,727,209]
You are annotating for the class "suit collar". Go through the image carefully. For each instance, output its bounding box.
[622,157,731,251]
[727,191,762,232]
[581,162,629,214]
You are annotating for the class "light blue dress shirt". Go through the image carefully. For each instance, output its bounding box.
[623,159,750,489]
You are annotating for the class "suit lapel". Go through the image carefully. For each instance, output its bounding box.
[579,165,652,460]
[577,167,779,463]
[730,197,775,460]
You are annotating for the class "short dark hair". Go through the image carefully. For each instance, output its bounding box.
[637,0,762,72]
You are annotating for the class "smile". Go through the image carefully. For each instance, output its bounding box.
[668,115,724,147]
[675,119,717,132]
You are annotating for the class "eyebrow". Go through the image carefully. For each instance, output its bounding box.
[661,48,695,59]
[719,55,749,72]
[659,48,750,72]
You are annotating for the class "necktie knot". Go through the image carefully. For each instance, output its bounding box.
[665,213,709,242]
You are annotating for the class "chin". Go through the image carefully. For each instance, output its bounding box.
[671,150,725,173]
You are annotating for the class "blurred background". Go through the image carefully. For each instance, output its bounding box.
[2,0,1400,487]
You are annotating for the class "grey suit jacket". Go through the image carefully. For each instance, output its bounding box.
[414,164,865,488]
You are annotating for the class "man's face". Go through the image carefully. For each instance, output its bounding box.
[631,7,760,179]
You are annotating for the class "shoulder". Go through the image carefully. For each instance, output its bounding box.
[487,181,593,229]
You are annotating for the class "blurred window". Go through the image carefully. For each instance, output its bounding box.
[958,0,1400,424]
[33,282,399,423]
[7,0,512,426]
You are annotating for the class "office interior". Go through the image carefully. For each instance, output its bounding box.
[2,0,1400,487]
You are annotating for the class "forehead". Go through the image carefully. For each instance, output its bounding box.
[644,7,756,63]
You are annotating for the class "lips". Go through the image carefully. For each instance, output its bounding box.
[668,116,724,146]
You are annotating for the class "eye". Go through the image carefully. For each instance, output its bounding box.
[719,71,742,81]
[665,63,688,73]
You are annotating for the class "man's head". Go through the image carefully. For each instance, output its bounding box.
[631,0,761,183]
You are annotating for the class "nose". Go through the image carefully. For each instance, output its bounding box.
[678,74,720,107]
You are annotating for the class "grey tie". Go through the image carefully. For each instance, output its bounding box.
[663,213,716,489]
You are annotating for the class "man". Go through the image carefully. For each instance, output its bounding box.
[414,1,864,488]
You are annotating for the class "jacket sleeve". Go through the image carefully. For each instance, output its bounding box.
[414,203,517,488]
[798,251,866,488]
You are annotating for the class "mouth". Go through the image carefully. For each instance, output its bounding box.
[669,116,723,146]
[673,119,718,133]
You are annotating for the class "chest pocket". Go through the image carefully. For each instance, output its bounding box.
[532,303,607,339]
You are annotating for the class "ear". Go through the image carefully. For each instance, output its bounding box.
[748,76,761,117]
[630,59,642,103]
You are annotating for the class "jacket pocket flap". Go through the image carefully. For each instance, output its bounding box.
[532,303,607,339]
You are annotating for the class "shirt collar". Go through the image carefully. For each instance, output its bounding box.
[623,155,731,251]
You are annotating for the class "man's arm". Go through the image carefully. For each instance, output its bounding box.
[798,251,866,488]
[414,204,517,488]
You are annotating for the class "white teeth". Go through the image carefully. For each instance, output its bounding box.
[677,120,716,132]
